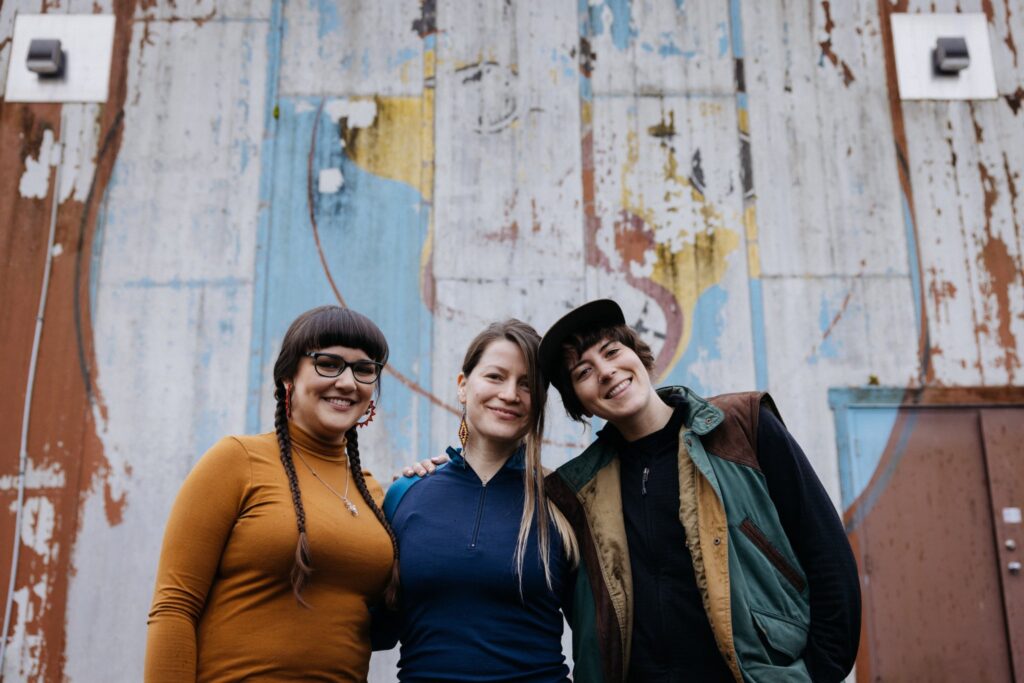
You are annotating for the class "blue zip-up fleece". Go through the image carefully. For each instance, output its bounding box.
[374,447,571,683]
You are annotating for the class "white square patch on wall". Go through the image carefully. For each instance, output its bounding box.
[891,13,998,100]
[4,14,116,103]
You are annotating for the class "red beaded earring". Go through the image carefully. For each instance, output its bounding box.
[357,400,376,428]
[285,384,293,420]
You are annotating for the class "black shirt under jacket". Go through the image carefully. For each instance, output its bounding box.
[600,398,860,683]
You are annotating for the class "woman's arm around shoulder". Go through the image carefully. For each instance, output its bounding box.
[144,436,254,682]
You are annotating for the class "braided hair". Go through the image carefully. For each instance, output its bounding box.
[272,306,400,607]
[274,384,314,606]
[344,427,401,607]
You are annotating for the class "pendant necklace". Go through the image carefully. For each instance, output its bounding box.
[294,450,359,516]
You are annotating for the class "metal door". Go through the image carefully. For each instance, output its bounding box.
[834,396,1024,682]
[981,410,1024,682]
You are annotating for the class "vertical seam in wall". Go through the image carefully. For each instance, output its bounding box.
[728,0,770,391]
[246,0,285,434]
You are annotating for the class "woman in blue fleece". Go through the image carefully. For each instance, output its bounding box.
[376,319,578,682]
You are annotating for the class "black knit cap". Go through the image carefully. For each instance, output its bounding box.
[538,299,625,384]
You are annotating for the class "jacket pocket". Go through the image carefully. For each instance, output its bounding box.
[738,517,807,592]
[751,607,808,663]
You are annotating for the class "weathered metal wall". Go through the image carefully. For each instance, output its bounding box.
[0,0,1020,680]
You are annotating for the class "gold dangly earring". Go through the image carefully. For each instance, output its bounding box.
[458,408,469,449]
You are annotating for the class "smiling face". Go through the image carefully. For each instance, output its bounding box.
[288,345,376,445]
[458,339,533,451]
[569,337,658,424]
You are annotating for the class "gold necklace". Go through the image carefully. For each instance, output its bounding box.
[294,451,359,516]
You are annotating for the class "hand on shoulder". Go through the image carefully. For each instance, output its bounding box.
[392,454,450,481]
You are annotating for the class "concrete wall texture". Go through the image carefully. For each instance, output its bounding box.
[0,0,1021,680]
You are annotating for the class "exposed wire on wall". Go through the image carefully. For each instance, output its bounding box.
[0,111,65,674]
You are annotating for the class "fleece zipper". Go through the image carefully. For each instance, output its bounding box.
[469,481,488,549]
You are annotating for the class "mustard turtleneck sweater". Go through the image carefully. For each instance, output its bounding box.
[145,426,394,682]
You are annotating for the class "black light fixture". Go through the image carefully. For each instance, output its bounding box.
[933,36,970,75]
[26,38,65,78]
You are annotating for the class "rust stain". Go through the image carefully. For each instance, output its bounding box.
[1006,86,1023,115]
[103,477,127,527]
[978,163,998,246]
[647,111,676,139]
[968,103,984,143]
[976,161,1022,381]
[818,1,856,87]
[1003,153,1021,245]
[614,211,655,267]
[485,220,519,243]
[927,268,958,313]
[0,1,138,678]
[579,37,596,79]
[1001,0,1019,65]
[821,287,855,343]
[977,233,1021,380]
[981,0,996,23]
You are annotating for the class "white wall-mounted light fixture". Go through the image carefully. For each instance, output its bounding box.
[4,14,115,103]
[891,14,997,100]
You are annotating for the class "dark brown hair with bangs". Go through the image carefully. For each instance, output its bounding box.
[554,323,655,422]
[271,306,400,608]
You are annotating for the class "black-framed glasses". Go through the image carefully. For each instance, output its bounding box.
[304,352,383,383]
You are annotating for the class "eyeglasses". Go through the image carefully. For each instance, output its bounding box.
[304,352,384,383]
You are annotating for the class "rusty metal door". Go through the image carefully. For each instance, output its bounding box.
[981,410,1024,682]
[838,401,1024,682]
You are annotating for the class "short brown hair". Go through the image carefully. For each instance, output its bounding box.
[552,323,655,422]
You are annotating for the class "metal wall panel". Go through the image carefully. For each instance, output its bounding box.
[902,0,1024,386]
[0,0,1022,680]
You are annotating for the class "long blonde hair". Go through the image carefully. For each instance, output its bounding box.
[461,320,578,591]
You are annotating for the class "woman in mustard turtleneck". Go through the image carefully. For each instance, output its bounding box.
[145,306,399,682]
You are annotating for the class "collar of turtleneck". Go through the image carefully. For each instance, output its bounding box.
[287,422,347,462]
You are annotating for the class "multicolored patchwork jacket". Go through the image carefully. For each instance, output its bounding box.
[545,386,812,683]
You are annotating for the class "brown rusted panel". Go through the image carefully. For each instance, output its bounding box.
[981,409,1024,683]
[0,3,134,679]
[850,408,1013,682]
[0,100,64,673]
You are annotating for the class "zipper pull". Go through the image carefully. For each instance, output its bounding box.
[642,466,649,496]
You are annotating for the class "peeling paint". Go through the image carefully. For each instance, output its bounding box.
[325,98,378,129]
[57,106,101,204]
[0,463,66,491]
[818,0,856,86]
[18,130,60,199]
[16,498,55,560]
[318,167,344,193]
